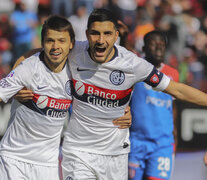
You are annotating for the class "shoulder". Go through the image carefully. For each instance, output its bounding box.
[19,52,41,68]
[115,44,153,70]
[115,44,142,63]
[10,53,41,79]
[116,44,152,68]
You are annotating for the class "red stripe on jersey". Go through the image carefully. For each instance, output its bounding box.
[33,94,72,110]
[72,79,132,100]
[147,176,166,180]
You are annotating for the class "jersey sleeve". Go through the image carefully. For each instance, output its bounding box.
[0,60,33,103]
[132,56,170,91]
[132,55,154,82]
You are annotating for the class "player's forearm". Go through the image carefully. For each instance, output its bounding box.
[164,81,207,107]
[204,151,207,165]
[12,55,25,69]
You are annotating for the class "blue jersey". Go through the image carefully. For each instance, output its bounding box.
[130,63,179,150]
[130,82,174,146]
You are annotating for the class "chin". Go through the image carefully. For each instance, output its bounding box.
[94,57,106,63]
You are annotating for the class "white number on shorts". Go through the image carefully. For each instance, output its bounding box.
[158,157,170,171]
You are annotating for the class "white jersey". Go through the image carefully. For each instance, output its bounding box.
[62,41,170,155]
[0,52,72,166]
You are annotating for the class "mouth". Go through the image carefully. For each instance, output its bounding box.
[50,51,61,58]
[94,47,106,56]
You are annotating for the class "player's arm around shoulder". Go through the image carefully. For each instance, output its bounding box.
[164,80,207,106]
[10,50,41,102]
[12,48,42,69]
[203,151,207,165]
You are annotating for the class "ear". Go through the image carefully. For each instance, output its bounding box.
[69,42,73,50]
[115,30,119,41]
[86,29,89,40]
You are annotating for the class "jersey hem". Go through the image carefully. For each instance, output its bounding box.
[0,153,58,167]
[62,147,130,156]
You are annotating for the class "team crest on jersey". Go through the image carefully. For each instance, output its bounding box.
[110,70,125,85]
[65,80,72,96]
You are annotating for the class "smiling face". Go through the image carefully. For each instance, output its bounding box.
[86,21,119,64]
[43,29,73,72]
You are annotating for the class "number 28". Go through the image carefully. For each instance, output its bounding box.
[158,157,170,171]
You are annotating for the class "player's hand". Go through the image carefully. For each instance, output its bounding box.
[14,88,34,102]
[113,106,131,129]
[203,151,207,166]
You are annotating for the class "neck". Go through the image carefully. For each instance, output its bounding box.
[105,47,115,63]
[146,57,162,68]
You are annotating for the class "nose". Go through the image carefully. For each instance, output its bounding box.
[97,34,104,44]
[52,41,59,49]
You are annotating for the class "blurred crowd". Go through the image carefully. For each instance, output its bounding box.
[0,0,207,92]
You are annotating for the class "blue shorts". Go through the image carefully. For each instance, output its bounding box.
[128,144,175,180]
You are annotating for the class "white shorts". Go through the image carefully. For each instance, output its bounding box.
[62,150,128,180]
[0,155,60,180]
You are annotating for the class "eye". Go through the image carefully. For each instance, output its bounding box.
[90,31,99,35]
[59,39,66,43]
[45,39,53,43]
[104,31,112,35]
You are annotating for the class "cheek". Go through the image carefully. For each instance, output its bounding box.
[43,44,51,51]
[108,38,117,46]
[88,41,95,49]
[89,37,97,44]
[43,47,49,54]
[62,47,70,54]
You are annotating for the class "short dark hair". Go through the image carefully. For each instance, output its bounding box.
[87,8,118,30]
[41,15,75,46]
[144,30,168,45]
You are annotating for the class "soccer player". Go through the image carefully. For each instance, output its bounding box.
[128,30,179,180]
[12,9,207,180]
[62,9,207,180]
[60,9,207,180]
[0,15,75,180]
